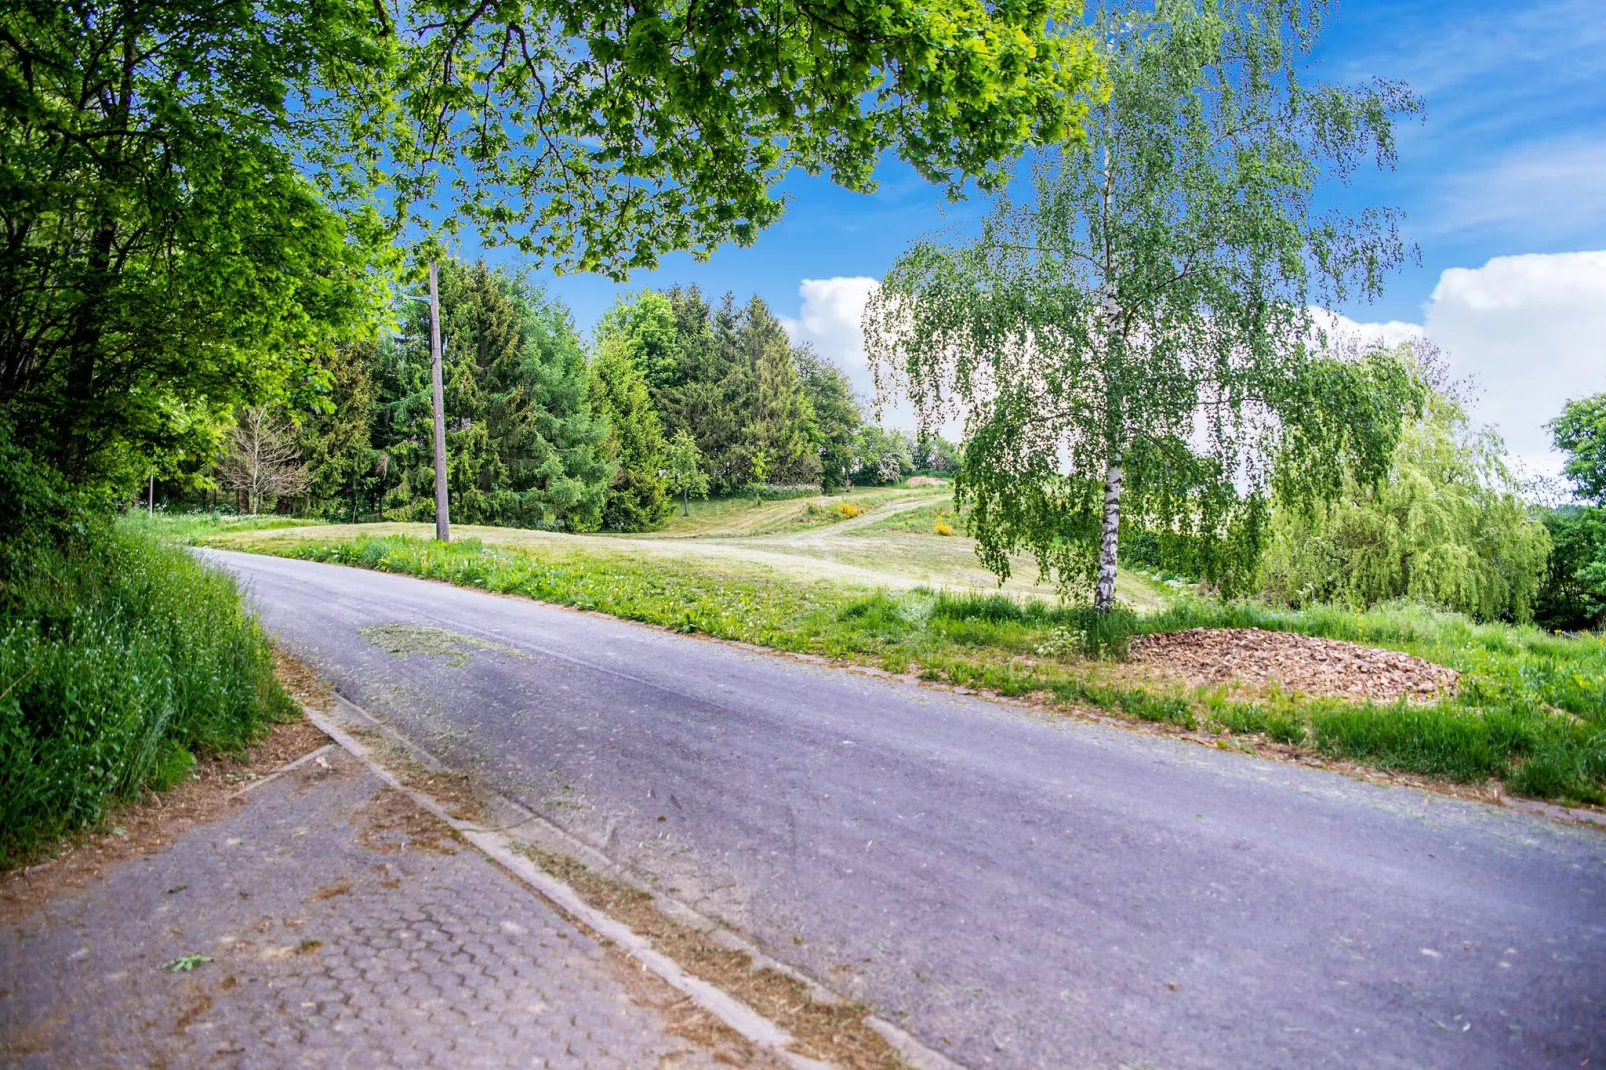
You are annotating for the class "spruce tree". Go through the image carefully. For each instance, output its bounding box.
[482,277,611,531]
[376,260,500,523]
[373,258,610,530]
[298,341,379,520]
[750,329,821,486]
[590,336,670,531]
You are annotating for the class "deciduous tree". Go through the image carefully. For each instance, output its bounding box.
[1260,350,1551,622]
[591,339,670,530]
[664,430,710,516]
[796,348,863,491]
[867,0,1422,609]
[1549,395,1606,507]
[218,408,310,515]
[0,0,386,488]
[395,0,1102,276]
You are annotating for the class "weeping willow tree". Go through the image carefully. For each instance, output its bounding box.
[865,0,1423,609]
[1261,347,1552,621]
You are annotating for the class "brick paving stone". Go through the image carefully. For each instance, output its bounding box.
[0,748,728,1068]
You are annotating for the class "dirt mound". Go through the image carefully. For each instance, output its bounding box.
[904,476,946,487]
[1129,628,1459,704]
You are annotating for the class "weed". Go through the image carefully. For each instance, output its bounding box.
[2,522,291,867]
[161,954,214,972]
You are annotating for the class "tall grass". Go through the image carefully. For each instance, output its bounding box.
[0,523,292,865]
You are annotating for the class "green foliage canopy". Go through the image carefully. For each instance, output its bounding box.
[1260,358,1551,622]
[0,0,389,488]
[1537,393,1606,629]
[601,289,852,494]
[590,337,671,531]
[664,429,710,516]
[796,348,864,491]
[394,0,1102,275]
[866,0,1423,608]
[1549,394,1606,507]
[374,259,610,530]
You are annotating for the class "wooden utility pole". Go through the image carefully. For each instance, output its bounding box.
[428,261,451,543]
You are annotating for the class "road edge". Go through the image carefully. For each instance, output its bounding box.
[301,695,963,1070]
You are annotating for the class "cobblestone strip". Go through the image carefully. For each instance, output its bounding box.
[0,748,750,1068]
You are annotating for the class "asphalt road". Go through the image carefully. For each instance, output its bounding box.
[208,549,1606,1069]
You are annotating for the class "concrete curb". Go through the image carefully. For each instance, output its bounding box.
[300,703,842,1070]
[311,693,968,1070]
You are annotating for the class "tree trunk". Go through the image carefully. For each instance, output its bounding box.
[428,261,451,543]
[683,488,690,516]
[1094,454,1124,612]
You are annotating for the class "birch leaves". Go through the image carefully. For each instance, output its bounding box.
[866,0,1423,608]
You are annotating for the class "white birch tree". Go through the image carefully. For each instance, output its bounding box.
[866,0,1424,610]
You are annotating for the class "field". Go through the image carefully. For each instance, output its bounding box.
[165,487,1606,808]
[158,485,1169,608]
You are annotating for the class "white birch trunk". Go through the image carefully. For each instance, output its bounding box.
[1094,454,1124,612]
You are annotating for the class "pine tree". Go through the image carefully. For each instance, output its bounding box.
[590,336,670,531]
[299,341,379,520]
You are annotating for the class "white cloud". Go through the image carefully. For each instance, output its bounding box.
[780,276,912,432]
[1339,250,1606,477]
[781,276,971,438]
[1309,308,1425,349]
[778,276,880,391]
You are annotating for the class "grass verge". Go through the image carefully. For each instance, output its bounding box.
[0,520,297,867]
[202,528,1606,807]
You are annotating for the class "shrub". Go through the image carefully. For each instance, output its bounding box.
[934,521,953,536]
[751,483,823,502]
[838,502,863,518]
[0,520,289,866]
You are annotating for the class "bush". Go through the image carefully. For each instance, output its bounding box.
[751,483,823,502]
[0,518,290,866]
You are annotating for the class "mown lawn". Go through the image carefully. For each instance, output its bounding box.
[189,523,1606,806]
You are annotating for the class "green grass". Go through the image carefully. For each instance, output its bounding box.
[657,488,937,538]
[0,519,295,866]
[195,525,1606,806]
[120,509,324,545]
[852,499,960,534]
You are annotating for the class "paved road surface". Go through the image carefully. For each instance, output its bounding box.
[209,550,1606,1069]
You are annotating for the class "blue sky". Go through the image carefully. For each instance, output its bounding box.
[472,0,1606,473]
